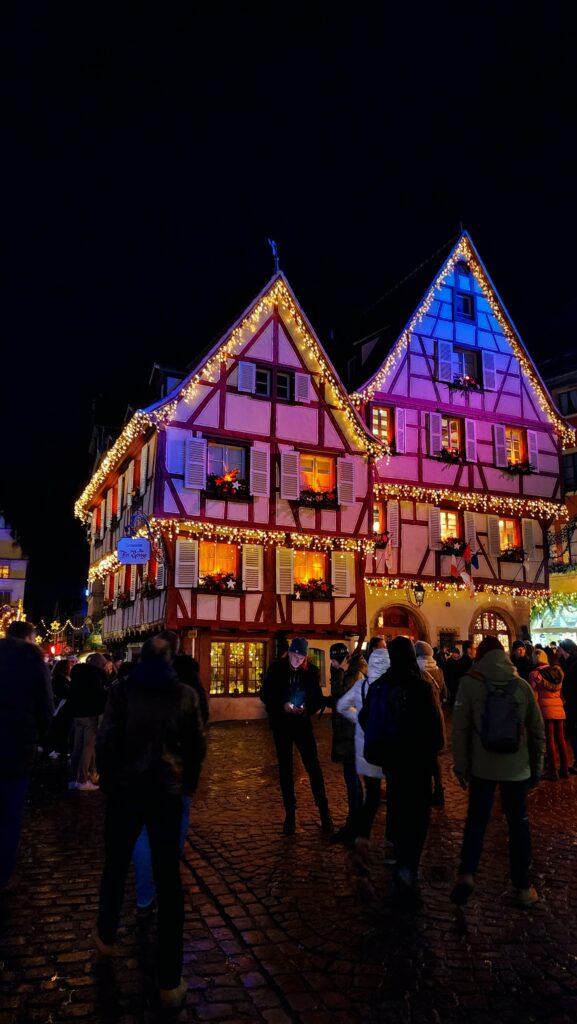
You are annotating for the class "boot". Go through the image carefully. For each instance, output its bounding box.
[283,811,296,835]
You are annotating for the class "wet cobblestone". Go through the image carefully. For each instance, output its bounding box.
[2,717,577,1022]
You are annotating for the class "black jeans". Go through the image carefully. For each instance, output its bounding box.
[355,775,382,840]
[272,722,329,814]
[98,791,184,990]
[459,776,531,889]
[342,760,364,827]
[386,768,432,875]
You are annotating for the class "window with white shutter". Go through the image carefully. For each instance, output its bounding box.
[493,424,508,468]
[166,427,189,475]
[331,551,353,597]
[487,515,502,556]
[387,500,400,547]
[428,507,442,550]
[337,458,355,505]
[113,570,121,607]
[105,490,112,529]
[242,544,263,591]
[428,412,443,457]
[294,372,311,403]
[155,558,166,590]
[464,511,476,549]
[117,475,124,515]
[184,437,207,490]
[437,340,454,382]
[140,444,149,487]
[129,566,137,601]
[482,350,497,390]
[280,451,300,500]
[276,547,294,594]
[527,430,539,472]
[250,447,270,497]
[394,408,406,454]
[522,519,536,559]
[175,538,199,587]
[238,361,256,394]
[126,461,134,507]
[465,419,477,462]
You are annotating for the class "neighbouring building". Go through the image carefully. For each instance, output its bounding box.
[0,513,27,635]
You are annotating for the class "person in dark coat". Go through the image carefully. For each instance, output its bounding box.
[0,620,53,890]
[259,637,332,835]
[558,639,577,772]
[68,653,108,790]
[510,640,533,682]
[443,646,463,704]
[329,644,365,843]
[158,630,209,726]
[47,660,73,758]
[95,636,206,1009]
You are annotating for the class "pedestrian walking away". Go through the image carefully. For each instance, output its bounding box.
[68,653,107,791]
[451,635,545,909]
[329,643,364,843]
[259,636,333,836]
[530,663,569,780]
[415,640,448,806]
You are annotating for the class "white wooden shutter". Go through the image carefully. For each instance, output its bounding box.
[98,502,105,539]
[294,372,311,403]
[527,430,539,471]
[522,519,536,559]
[465,419,477,462]
[428,507,442,550]
[250,447,270,497]
[175,538,199,587]
[331,551,352,597]
[242,544,263,591]
[276,547,294,594]
[464,511,476,550]
[488,515,502,556]
[337,457,355,505]
[482,350,497,390]
[428,412,443,456]
[126,461,134,507]
[166,427,188,474]
[238,361,256,393]
[387,500,400,547]
[437,340,454,382]
[105,490,112,529]
[493,424,508,467]
[113,570,120,607]
[90,509,97,543]
[117,475,123,514]
[129,566,137,601]
[184,437,207,490]
[140,444,149,487]
[155,558,166,589]
[280,451,300,500]
[394,408,406,453]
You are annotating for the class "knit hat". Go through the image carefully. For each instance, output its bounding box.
[559,639,577,656]
[540,665,564,687]
[534,649,549,667]
[475,636,504,660]
[511,640,526,652]
[414,641,433,659]
[367,647,390,683]
[330,642,349,664]
[288,637,308,656]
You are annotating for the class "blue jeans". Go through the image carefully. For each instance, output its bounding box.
[132,796,191,908]
[459,776,531,889]
[0,777,29,887]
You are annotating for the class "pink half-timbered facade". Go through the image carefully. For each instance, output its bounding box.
[77,276,380,719]
[353,232,574,652]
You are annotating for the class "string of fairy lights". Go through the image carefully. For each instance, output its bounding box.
[373,482,564,521]
[351,236,576,449]
[365,576,549,601]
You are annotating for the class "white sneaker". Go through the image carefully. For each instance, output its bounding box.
[77,780,99,792]
[67,781,78,791]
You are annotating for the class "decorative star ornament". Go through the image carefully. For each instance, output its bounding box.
[295,591,301,600]
[226,578,236,589]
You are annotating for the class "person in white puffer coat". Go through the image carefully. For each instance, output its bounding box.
[337,647,390,873]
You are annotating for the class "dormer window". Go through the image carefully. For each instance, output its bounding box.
[453,347,478,381]
[238,361,297,402]
[371,406,391,443]
[455,292,475,321]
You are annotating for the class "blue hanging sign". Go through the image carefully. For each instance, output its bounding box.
[117,537,151,564]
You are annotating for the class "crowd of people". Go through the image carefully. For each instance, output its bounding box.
[2,617,577,1008]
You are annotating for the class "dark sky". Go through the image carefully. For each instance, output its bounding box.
[2,8,576,620]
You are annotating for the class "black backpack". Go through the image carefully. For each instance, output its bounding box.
[478,675,522,754]
[358,676,408,769]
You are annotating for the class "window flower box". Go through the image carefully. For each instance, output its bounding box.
[440,537,467,557]
[197,572,241,593]
[117,591,134,609]
[447,374,481,394]
[498,547,525,564]
[205,470,250,499]
[292,579,335,600]
[374,530,391,549]
[102,599,114,615]
[500,460,534,477]
[435,447,463,465]
[298,488,339,509]
[141,575,160,599]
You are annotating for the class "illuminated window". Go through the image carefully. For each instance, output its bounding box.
[505,428,524,465]
[472,610,511,653]
[372,502,383,534]
[300,455,335,493]
[371,406,391,442]
[207,442,246,480]
[0,590,12,605]
[199,541,238,577]
[440,511,460,541]
[498,518,520,550]
[453,347,478,379]
[441,416,462,453]
[0,566,9,579]
[209,640,266,696]
[294,550,327,584]
[454,293,475,321]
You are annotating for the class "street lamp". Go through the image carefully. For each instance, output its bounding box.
[407,582,426,607]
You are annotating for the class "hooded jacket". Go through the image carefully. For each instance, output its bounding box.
[453,649,545,782]
[95,659,206,797]
[336,648,389,778]
[0,638,54,779]
[330,654,368,763]
[531,666,566,721]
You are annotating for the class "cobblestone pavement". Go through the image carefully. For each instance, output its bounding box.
[2,717,577,1023]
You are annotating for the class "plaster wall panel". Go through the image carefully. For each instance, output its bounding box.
[455,323,476,344]
[253,496,269,523]
[206,499,226,518]
[313,603,331,624]
[194,393,220,428]
[247,322,274,361]
[163,484,179,515]
[292,602,310,625]
[197,595,218,620]
[275,497,297,528]
[321,510,337,532]
[323,413,345,450]
[245,595,261,621]
[174,480,200,516]
[225,394,271,434]
[433,320,454,340]
[220,597,241,621]
[422,462,460,487]
[478,330,498,350]
[298,508,316,530]
[381,456,419,481]
[278,328,303,368]
[178,590,192,616]
[226,502,249,522]
[276,404,318,443]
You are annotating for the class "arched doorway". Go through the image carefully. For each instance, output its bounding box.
[373,605,427,644]
[470,608,512,653]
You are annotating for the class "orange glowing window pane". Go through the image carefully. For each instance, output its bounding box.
[294,550,327,584]
[498,518,518,549]
[199,541,238,576]
[371,407,390,442]
[440,511,459,540]
[441,417,461,451]
[300,455,334,492]
[505,428,524,464]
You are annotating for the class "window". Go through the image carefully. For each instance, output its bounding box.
[454,292,475,321]
[505,428,524,465]
[472,610,511,653]
[558,389,577,416]
[199,541,238,578]
[294,550,328,584]
[0,566,9,578]
[441,416,462,453]
[209,640,266,696]
[440,511,460,541]
[0,591,12,605]
[498,518,520,550]
[253,366,294,401]
[255,368,271,396]
[452,347,478,379]
[276,371,292,401]
[563,452,577,492]
[300,454,335,493]
[372,502,384,534]
[207,442,246,480]
[371,406,391,442]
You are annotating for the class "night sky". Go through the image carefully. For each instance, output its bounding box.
[2,9,575,620]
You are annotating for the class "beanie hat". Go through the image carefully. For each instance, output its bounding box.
[534,649,549,667]
[289,637,308,656]
[559,639,577,656]
[511,640,526,652]
[367,647,390,683]
[415,641,433,659]
[330,642,349,664]
[475,636,504,660]
[540,665,564,687]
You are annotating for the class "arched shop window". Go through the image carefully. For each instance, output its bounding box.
[471,610,511,653]
[374,606,426,643]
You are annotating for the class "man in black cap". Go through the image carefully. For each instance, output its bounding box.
[260,637,332,835]
[329,642,364,842]
[511,640,532,682]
